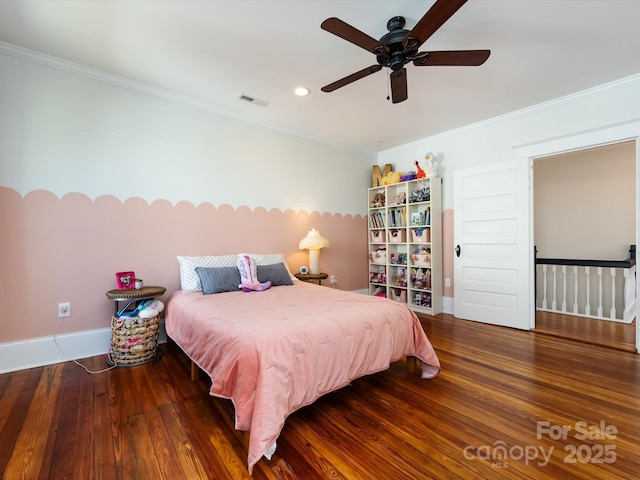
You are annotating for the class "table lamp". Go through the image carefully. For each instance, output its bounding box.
[298,228,329,274]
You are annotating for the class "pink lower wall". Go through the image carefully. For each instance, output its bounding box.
[0,187,368,343]
[442,209,454,298]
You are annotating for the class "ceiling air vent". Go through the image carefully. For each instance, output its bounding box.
[238,93,269,108]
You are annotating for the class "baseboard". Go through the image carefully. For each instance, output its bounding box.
[352,290,453,313]
[0,322,167,374]
[0,297,451,374]
[443,296,453,315]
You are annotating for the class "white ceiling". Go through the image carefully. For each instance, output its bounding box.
[1,0,640,154]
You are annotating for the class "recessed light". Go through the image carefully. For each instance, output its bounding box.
[294,86,310,96]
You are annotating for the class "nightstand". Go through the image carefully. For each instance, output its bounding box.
[294,272,328,285]
[105,286,166,367]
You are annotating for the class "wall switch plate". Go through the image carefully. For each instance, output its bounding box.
[445,278,451,288]
[58,302,70,318]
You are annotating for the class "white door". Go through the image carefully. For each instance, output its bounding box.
[453,160,532,329]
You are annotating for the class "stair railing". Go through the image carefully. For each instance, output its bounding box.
[535,245,636,323]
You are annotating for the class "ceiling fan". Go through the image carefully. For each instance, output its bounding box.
[320,0,490,104]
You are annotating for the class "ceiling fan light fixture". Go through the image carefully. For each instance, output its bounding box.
[294,86,310,96]
[319,0,489,103]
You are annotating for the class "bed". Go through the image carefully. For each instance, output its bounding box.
[165,254,440,473]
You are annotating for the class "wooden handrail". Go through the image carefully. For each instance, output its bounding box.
[535,245,636,268]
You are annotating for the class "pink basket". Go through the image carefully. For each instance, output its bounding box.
[391,289,407,303]
[388,230,406,243]
[370,231,386,243]
[411,230,429,243]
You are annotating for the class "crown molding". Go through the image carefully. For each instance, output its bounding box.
[6,40,638,159]
[379,72,640,157]
[0,40,368,155]
[0,40,233,114]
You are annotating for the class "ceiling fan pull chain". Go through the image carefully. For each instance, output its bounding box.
[386,69,391,101]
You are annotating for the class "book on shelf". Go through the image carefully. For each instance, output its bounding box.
[390,207,406,228]
[369,211,385,228]
[399,207,406,226]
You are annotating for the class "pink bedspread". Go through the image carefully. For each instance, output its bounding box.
[165,282,440,473]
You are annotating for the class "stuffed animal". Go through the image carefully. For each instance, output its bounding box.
[411,268,426,289]
[388,192,406,206]
[370,192,385,208]
[381,170,402,185]
[415,161,425,179]
[424,152,438,177]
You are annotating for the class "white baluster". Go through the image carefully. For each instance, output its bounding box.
[597,267,603,318]
[561,265,567,312]
[610,268,617,320]
[623,265,637,323]
[573,265,578,314]
[551,265,557,311]
[585,267,591,316]
[542,265,548,309]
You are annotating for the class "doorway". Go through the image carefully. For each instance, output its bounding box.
[532,141,636,350]
[515,121,640,352]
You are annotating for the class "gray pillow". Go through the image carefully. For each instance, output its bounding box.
[195,266,241,295]
[257,263,293,286]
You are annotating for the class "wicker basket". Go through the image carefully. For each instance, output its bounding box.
[109,315,160,365]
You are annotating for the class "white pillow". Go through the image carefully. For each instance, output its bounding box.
[177,253,294,291]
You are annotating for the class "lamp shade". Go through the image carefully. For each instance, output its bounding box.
[298,229,330,250]
[299,229,329,274]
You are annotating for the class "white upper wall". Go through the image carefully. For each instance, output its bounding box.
[0,53,374,215]
[4,49,640,217]
[378,74,640,210]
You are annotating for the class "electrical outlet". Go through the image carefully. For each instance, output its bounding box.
[445,278,451,288]
[58,302,70,318]
[330,275,337,284]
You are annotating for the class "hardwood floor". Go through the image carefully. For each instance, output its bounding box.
[534,310,636,352]
[1,313,639,479]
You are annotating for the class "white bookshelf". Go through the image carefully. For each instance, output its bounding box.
[367,177,442,315]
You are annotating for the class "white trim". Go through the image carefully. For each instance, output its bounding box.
[0,322,167,374]
[0,40,363,154]
[515,121,640,159]
[515,121,640,351]
[442,296,454,315]
[380,76,640,157]
[0,40,236,120]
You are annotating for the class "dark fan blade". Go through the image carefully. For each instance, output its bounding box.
[321,65,383,92]
[413,50,490,66]
[390,68,408,104]
[404,0,468,50]
[321,17,387,54]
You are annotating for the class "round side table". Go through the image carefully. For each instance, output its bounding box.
[294,272,328,285]
[105,286,166,315]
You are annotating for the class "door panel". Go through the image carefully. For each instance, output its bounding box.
[453,160,532,329]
